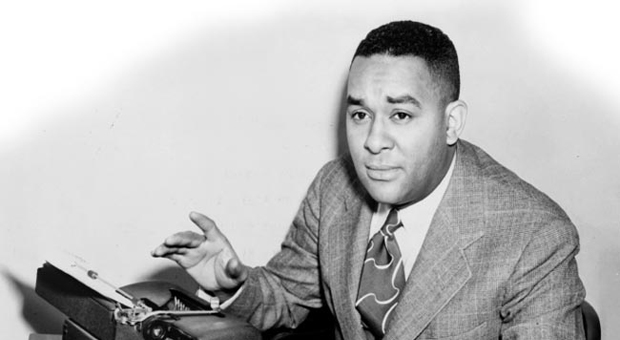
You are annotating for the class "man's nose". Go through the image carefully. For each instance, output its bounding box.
[364,119,393,154]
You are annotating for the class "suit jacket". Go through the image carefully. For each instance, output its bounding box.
[226,140,586,339]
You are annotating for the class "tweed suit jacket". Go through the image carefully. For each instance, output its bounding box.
[226,140,586,339]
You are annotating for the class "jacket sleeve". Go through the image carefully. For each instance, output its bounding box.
[223,162,333,331]
[499,217,586,339]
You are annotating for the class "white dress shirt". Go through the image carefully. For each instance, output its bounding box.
[368,154,456,280]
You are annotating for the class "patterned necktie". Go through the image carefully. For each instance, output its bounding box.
[356,208,406,338]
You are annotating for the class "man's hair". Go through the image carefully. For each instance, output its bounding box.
[354,21,460,104]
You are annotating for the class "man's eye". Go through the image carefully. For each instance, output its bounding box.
[393,112,411,121]
[351,111,369,121]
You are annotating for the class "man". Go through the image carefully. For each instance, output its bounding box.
[152,21,585,339]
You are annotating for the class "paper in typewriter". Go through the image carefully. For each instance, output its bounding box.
[46,250,136,307]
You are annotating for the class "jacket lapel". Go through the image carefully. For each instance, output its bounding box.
[385,142,485,340]
[327,175,374,340]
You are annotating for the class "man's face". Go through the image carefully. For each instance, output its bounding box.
[346,55,454,205]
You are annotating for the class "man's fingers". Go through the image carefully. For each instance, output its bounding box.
[163,231,205,248]
[151,245,183,257]
[151,230,203,259]
[189,211,221,237]
[151,244,172,257]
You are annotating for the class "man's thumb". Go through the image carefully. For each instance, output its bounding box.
[225,258,248,283]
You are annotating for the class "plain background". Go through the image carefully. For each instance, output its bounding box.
[1,1,618,339]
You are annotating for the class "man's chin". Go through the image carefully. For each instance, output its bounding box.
[364,183,404,205]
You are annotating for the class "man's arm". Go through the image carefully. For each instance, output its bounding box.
[152,160,340,332]
[223,163,332,331]
[500,217,586,339]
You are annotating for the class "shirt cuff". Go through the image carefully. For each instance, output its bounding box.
[196,286,245,310]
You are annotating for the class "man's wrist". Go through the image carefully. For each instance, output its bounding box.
[196,285,245,310]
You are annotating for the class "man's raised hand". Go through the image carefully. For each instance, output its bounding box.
[151,212,248,300]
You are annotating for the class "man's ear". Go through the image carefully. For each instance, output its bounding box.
[445,100,468,146]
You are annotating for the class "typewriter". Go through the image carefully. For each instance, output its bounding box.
[35,253,261,340]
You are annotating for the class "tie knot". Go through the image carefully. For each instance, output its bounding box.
[382,208,403,235]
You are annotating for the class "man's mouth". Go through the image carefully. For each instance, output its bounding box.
[365,164,400,181]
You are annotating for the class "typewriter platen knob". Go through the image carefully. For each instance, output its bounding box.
[143,319,168,340]
[142,318,198,340]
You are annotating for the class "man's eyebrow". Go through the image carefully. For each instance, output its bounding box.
[346,95,364,106]
[386,95,421,108]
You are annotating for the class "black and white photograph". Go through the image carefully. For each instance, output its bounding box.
[1,1,617,339]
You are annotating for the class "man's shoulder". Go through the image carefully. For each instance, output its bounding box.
[458,140,569,220]
[296,155,367,222]
[312,155,359,191]
[457,140,579,257]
